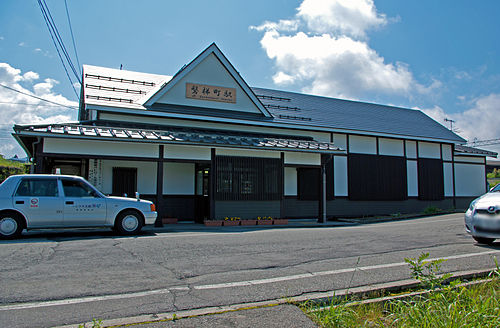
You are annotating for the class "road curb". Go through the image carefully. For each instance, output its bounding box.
[59,268,495,328]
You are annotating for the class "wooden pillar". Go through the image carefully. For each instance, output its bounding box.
[210,148,216,220]
[155,145,164,227]
[318,154,327,223]
[280,152,285,219]
[34,139,45,174]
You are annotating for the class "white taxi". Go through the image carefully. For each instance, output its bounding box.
[0,174,157,238]
[464,183,500,245]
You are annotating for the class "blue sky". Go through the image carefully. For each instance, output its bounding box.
[0,0,499,157]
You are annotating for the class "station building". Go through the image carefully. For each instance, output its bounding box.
[13,44,497,224]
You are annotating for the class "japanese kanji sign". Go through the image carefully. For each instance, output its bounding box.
[186,83,236,103]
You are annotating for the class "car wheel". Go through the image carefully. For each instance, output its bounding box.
[473,236,495,245]
[0,213,23,239]
[115,210,142,235]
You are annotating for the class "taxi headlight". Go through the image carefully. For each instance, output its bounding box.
[150,203,156,212]
[468,199,478,212]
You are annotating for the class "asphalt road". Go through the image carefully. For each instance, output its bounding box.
[1,213,499,328]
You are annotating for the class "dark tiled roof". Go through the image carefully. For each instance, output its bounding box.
[13,123,342,153]
[455,145,497,157]
[252,87,466,143]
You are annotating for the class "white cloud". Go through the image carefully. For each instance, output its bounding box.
[252,0,434,100]
[250,19,299,33]
[297,0,386,38]
[421,93,500,155]
[22,71,39,81]
[0,62,78,158]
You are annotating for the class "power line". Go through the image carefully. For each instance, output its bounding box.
[0,83,78,110]
[40,0,80,81]
[467,138,500,147]
[64,0,81,70]
[37,0,80,99]
[0,101,76,108]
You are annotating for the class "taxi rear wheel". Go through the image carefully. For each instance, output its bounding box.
[0,213,23,239]
[115,210,143,235]
[473,236,495,245]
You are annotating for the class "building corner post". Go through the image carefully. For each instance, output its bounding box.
[155,145,164,227]
[318,154,327,223]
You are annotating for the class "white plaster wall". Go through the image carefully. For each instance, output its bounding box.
[407,160,418,197]
[418,142,441,159]
[349,135,377,154]
[332,133,347,150]
[156,53,260,114]
[163,162,195,195]
[443,163,454,196]
[454,163,486,196]
[334,156,348,196]
[442,144,453,161]
[454,156,485,163]
[217,148,280,158]
[44,138,158,158]
[284,152,320,165]
[307,131,331,142]
[164,145,211,160]
[100,160,156,194]
[406,140,417,158]
[379,138,404,156]
[284,167,297,196]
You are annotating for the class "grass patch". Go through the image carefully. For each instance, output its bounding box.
[304,255,500,327]
[305,279,499,327]
[0,156,29,182]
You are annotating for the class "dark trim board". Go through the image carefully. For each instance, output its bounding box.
[283,197,460,219]
[215,200,281,220]
[284,164,321,168]
[141,194,197,220]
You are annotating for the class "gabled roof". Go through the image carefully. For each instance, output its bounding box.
[252,87,466,144]
[143,43,272,117]
[79,45,466,144]
[82,65,169,110]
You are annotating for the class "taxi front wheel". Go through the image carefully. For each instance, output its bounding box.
[0,213,23,239]
[115,210,143,235]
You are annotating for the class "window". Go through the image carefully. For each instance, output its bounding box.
[215,156,282,201]
[112,167,137,197]
[62,179,98,198]
[418,158,444,200]
[348,154,407,201]
[15,179,58,197]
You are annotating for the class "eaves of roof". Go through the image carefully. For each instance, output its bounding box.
[13,123,343,154]
[454,145,498,157]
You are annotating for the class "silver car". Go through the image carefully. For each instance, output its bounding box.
[465,183,500,245]
[0,174,157,238]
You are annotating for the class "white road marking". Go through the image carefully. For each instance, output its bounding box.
[1,249,497,311]
[194,250,499,290]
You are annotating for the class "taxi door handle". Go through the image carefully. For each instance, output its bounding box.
[65,201,74,205]
[15,200,24,204]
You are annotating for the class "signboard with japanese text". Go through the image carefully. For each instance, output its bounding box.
[186,83,236,103]
[88,159,103,191]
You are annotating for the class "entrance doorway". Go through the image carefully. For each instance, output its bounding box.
[195,164,210,223]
